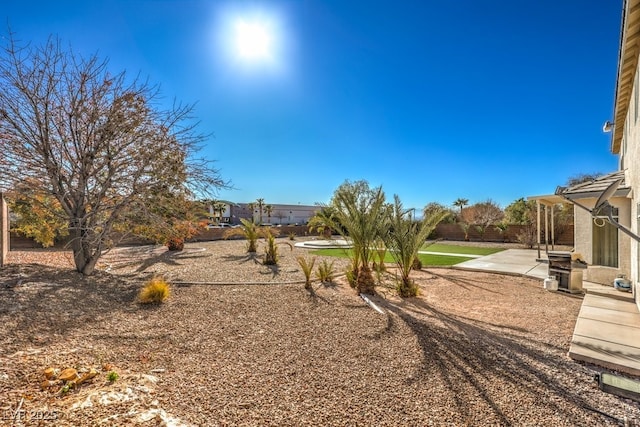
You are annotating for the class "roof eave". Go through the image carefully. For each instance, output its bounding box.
[611,0,640,154]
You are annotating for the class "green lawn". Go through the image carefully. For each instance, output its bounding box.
[309,248,476,266]
[421,243,504,256]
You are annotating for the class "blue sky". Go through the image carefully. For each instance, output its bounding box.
[3,0,623,210]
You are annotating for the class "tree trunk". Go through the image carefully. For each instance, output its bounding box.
[356,265,376,294]
[70,223,100,275]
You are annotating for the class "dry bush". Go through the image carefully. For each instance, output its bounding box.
[139,276,171,304]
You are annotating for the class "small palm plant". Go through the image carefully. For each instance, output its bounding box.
[263,229,291,265]
[296,256,316,289]
[384,195,447,297]
[224,218,260,252]
[316,259,335,283]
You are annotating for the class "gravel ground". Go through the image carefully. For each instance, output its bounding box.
[1,239,639,426]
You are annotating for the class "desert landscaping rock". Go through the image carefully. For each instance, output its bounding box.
[1,239,639,425]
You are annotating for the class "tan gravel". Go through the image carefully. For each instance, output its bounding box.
[1,239,639,426]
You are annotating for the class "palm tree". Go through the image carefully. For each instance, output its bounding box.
[453,198,469,217]
[325,180,389,294]
[247,202,256,223]
[264,204,273,224]
[255,198,265,224]
[307,206,339,238]
[384,196,447,297]
[212,201,227,224]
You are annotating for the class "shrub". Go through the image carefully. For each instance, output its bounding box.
[316,259,335,283]
[296,256,316,289]
[411,257,423,270]
[516,225,537,249]
[139,276,171,304]
[288,232,296,240]
[166,237,184,251]
[107,371,119,382]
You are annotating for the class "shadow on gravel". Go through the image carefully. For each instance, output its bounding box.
[428,270,504,295]
[133,251,211,273]
[377,295,620,426]
[0,264,139,353]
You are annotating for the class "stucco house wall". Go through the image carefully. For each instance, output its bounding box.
[617,60,640,306]
[572,195,633,285]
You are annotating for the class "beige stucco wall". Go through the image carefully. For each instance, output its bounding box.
[613,53,640,309]
[621,62,640,308]
[573,196,632,285]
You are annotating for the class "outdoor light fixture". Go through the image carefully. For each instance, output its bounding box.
[595,372,640,402]
[602,120,614,133]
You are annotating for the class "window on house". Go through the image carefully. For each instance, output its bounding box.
[592,207,618,268]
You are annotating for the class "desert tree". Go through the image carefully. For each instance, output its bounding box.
[0,34,227,274]
[504,198,538,248]
[468,200,504,241]
[6,179,68,247]
[566,172,603,187]
[423,202,456,224]
[385,196,447,297]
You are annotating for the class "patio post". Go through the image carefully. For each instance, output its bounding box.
[537,200,541,259]
[550,204,555,251]
[544,202,549,254]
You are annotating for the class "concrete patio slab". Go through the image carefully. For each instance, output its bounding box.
[454,248,549,279]
[569,292,640,377]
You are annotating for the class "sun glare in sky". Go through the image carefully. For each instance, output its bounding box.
[234,19,273,60]
[214,5,288,75]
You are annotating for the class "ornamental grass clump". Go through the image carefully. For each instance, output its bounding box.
[139,276,171,304]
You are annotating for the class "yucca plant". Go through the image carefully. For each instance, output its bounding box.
[383,195,448,297]
[296,256,316,289]
[139,276,171,304]
[316,259,335,283]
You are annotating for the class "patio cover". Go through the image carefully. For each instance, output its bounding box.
[527,170,631,258]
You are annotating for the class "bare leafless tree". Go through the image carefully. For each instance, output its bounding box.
[0,34,227,274]
[467,199,504,241]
